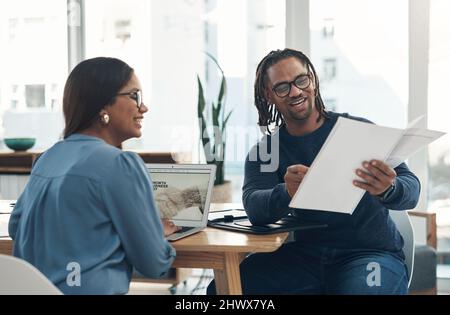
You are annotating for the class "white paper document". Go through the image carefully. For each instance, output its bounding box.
[289,117,445,214]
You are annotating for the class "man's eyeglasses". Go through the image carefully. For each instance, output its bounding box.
[272,74,311,98]
[116,90,143,109]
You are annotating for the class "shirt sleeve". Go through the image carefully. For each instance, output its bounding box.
[242,145,291,225]
[101,151,176,278]
[378,162,421,210]
[9,151,47,238]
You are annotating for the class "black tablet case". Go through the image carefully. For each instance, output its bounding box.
[208,214,327,234]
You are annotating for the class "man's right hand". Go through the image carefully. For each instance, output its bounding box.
[284,164,309,198]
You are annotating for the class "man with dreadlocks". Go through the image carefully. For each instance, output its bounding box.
[207,48,420,295]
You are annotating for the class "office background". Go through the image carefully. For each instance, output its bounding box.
[0,0,449,293]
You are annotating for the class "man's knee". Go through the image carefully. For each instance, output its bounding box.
[328,258,409,295]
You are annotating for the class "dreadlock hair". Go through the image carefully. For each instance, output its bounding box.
[254,48,328,134]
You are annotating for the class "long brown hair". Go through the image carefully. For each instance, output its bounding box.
[63,57,134,138]
[254,48,328,133]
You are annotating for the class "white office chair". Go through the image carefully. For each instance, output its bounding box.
[0,254,62,295]
[389,210,415,288]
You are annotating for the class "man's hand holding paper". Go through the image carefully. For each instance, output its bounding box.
[289,116,445,214]
[353,159,397,196]
[286,159,397,201]
[284,164,309,197]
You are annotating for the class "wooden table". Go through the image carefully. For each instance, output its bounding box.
[0,202,288,295]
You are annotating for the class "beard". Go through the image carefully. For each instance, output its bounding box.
[288,98,314,121]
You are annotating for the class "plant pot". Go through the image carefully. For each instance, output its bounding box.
[211,180,233,203]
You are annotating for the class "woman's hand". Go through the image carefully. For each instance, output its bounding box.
[162,219,181,237]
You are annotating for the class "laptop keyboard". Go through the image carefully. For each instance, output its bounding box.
[178,226,195,233]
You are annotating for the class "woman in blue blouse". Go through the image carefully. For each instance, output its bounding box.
[8,57,179,294]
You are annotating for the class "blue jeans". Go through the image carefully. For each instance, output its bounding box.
[207,242,408,295]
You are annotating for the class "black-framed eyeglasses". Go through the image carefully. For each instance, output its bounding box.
[272,74,311,98]
[116,90,143,109]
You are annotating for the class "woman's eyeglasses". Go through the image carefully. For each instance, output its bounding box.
[116,90,143,109]
[272,74,311,98]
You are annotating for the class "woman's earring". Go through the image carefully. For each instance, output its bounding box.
[101,113,110,125]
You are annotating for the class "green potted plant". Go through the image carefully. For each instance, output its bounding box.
[197,53,233,189]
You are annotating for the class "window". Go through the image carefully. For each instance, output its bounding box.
[114,19,132,42]
[0,0,67,149]
[10,101,18,109]
[85,0,203,153]
[324,98,337,111]
[9,85,20,109]
[8,18,19,42]
[323,58,337,80]
[428,0,450,266]
[322,18,334,38]
[203,0,285,199]
[310,0,408,128]
[25,85,45,108]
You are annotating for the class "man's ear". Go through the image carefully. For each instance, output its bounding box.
[309,71,317,90]
[264,87,274,104]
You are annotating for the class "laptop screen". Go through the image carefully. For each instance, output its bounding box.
[149,166,213,223]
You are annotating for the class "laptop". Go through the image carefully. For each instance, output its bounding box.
[146,163,216,241]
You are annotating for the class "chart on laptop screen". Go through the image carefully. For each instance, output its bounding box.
[150,169,211,222]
